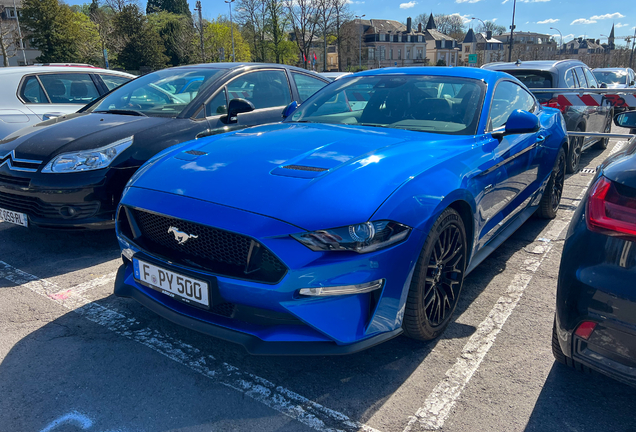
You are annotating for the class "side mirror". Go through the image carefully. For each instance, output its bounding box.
[600,82,608,89]
[614,111,636,128]
[492,110,540,138]
[281,101,299,119]
[630,80,635,86]
[42,112,65,121]
[226,98,254,123]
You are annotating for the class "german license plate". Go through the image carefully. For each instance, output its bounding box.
[133,258,210,308]
[0,207,28,227]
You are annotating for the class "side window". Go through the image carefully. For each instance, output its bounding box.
[20,76,48,104]
[205,89,228,116]
[292,73,327,102]
[583,68,598,88]
[38,73,100,104]
[227,70,291,110]
[489,81,536,131]
[100,74,131,91]
[574,68,587,88]
[564,70,577,88]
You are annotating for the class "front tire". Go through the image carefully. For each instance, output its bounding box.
[566,127,583,173]
[537,146,566,219]
[403,208,467,341]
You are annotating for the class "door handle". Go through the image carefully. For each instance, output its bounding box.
[536,134,547,144]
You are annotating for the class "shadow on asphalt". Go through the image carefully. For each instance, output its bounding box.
[524,362,636,432]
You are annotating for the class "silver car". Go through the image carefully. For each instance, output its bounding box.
[0,65,135,139]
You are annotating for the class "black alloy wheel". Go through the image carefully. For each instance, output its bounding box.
[537,146,566,219]
[403,208,467,340]
[594,109,613,150]
[566,127,583,174]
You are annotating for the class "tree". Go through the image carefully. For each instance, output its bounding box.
[0,7,19,67]
[148,11,196,66]
[103,0,139,13]
[237,0,267,62]
[146,0,191,16]
[203,17,251,62]
[285,0,321,69]
[477,20,505,36]
[333,0,351,71]
[434,14,466,41]
[22,0,79,62]
[112,4,168,70]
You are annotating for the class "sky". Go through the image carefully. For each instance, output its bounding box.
[64,0,635,46]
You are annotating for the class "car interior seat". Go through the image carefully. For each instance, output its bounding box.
[70,81,88,102]
[250,81,288,109]
[46,80,68,103]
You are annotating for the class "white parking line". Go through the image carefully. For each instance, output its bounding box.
[0,261,379,432]
[403,181,593,431]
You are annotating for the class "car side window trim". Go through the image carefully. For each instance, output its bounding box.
[17,74,52,104]
[486,79,537,133]
[224,68,293,111]
[203,87,229,119]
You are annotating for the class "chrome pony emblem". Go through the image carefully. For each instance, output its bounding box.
[168,226,198,245]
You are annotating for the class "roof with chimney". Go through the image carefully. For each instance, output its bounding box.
[352,15,458,42]
[463,29,504,44]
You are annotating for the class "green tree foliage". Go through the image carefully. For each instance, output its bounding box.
[112,4,169,70]
[22,0,88,62]
[202,17,251,62]
[148,11,196,66]
[147,0,192,16]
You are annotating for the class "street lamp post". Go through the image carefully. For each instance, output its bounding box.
[508,0,517,62]
[12,0,27,65]
[471,17,486,65]
[225,0,236,62]
[355,14,365,70]
[550,26,563,54]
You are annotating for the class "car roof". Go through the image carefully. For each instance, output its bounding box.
[482,59,585,72]
[166,62,326,76]
[593,67,630,72]
[0,66,136,77]
[351,66,511,83]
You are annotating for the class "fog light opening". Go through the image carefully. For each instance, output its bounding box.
[574,321,597,340]
[299,279,385,297]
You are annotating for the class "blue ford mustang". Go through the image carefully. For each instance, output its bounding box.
[114,67,568,355]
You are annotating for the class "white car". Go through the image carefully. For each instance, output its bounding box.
[0,65,135,139]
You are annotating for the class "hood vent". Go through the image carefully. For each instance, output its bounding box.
[185,150,208,156]
[283,165,328,172]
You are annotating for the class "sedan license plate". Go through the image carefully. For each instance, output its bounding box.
[133,258,210,309]
[0,207,28,227]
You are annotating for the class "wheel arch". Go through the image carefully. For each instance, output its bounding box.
[447,199,475,259]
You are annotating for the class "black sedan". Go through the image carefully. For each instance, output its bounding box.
[0,63,330,230]
[553,110,636,386]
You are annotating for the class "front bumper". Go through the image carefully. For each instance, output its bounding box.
[555,193,636,386]
[0,165,138,229]
[114,187,425,355]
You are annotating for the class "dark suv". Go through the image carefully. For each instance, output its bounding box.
[483,60,613,173]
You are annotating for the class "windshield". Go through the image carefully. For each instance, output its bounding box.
[87,68,225,117]
[593,70,627,85]
[285,75,486,135]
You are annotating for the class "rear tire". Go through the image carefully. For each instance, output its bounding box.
[552,318,591,373]
[537,146,566,219]
[566,127,583,173]
[594,109,613,150]
[403,208,467,341]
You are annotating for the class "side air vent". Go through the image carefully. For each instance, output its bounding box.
[283,165,328,172]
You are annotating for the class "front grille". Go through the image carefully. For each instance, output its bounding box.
[0,174,30,187]
[0,190,100,219]
[125,208,287,284]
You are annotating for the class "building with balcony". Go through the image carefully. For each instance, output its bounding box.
[341,14,459,70]
[460,28,505,66]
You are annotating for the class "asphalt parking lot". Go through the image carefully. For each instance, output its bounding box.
[2,127,636,432]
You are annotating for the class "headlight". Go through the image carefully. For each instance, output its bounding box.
[42,136,133,173]
[292,220,411,253]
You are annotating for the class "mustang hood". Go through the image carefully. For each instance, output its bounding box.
[130,123,474,231]
[0,113,173,163]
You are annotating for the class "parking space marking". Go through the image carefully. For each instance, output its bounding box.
[0,261,380,432]
[609,140,627,156]
[403,179,593,431]
[50,272,118,300]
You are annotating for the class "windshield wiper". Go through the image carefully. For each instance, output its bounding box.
[356,123,392,129]
[94,109,147,117]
